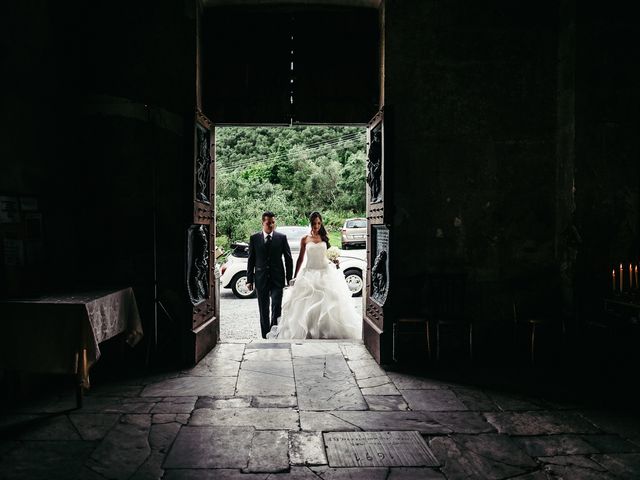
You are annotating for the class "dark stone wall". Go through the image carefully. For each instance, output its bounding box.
[574,4,640,320]
[384,0,561,359]
[1,0,198,366]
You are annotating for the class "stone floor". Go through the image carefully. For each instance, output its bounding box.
[1,340,640,479]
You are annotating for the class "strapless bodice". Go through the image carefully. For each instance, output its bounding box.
[305,242,328,270]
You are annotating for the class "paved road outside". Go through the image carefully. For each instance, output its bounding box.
[219,288,365,341]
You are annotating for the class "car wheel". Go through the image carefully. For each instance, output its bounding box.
[231,272,256,299]
[343,268,363,297]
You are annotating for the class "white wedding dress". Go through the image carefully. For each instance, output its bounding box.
[267,242,362,339]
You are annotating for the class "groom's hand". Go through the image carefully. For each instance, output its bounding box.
[247,282,253,291]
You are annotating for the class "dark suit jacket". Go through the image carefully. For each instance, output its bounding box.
[246,230,293,290]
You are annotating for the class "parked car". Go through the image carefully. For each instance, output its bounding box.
[220,226,366,299]
[341,218,367,249]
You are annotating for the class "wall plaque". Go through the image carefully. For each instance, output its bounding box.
[323,431,439,467]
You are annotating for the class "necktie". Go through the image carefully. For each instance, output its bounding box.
[265,234,272,247]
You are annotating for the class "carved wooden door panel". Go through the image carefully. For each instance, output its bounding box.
[364,109,392,364]
[186,110,218,363]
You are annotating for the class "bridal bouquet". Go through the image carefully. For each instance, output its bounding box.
[326,246,341,268]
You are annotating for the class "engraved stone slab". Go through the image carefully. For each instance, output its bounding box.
[289,431,328,466]
[323,431,439,467]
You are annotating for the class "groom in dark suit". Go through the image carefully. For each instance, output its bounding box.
[246,211,293,338]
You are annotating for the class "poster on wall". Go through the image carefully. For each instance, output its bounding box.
[0,196,20,223]
[19,197,38,212]
[3,238,25,266]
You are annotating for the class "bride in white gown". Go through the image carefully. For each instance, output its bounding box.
[267,212,362,339]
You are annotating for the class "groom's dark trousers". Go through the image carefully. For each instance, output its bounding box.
[247,230,293,338]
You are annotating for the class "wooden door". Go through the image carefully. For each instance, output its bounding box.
[186,110,218,363]
[363,109,393,364]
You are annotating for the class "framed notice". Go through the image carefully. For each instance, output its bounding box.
[3,238,25,266]
[0,196,19,223]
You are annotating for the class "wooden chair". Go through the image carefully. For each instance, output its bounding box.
[423,272,472,362]
[511,291,563,366]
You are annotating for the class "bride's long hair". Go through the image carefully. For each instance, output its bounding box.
[309,211,330,248]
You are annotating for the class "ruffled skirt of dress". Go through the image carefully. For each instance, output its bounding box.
[267,264,361,339]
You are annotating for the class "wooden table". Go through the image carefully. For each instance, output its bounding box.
[0,287,143,407]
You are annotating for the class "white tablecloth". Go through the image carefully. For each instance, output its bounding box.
[0,287,143,377]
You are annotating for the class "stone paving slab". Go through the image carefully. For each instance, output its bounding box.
[357,375,401,395]
[310,466,389,479]
[2,414,81,441]
[189,408,299,430]
[182,357,242,377]
[163,470,268,480]
[330,411,453,434]
[451,387,498,411]
[402,389,468,411]
[196,396,252,409]
[209,342,246,362]
[339,343,372,361]
[164,466,320,479]
[580,434,640,453]
[387,467,445,479]
[69,413,121,441]
[429,434,537,479]
[387,372,450,390]
[164,426,254,469]
[87,384,144,397]
[591,452,640,478]
[578,410,640,442]
[86,414,151,479]
[245,430,289,473]
[9,394,78,414]
[364,395,409,411]
[537,455,614,479]
[429,411,496,434]
[150,396,197,414]
[80,395,159,413]
[252,396,298,408]
[236,360,295,396]
[243,347,292,361]
[289,431,328,466]
[294,355,367,411]
[292,342,342,357]
[133,421,182,480]
[0,440,96,480]
[152,413,190,424]
[347,359,387,380]
[245,342,292,349]
[299,412,363,432]
[141,376,237,397]
[485,411,601,435]
[513,434,599,457]
[487,391,547,411]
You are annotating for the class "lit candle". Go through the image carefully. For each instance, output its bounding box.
[613,269,616,291]
[630,264,634,289]
[636,265,638,290]
[620,263,624,291]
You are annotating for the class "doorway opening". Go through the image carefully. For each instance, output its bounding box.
[215,125,368,341]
